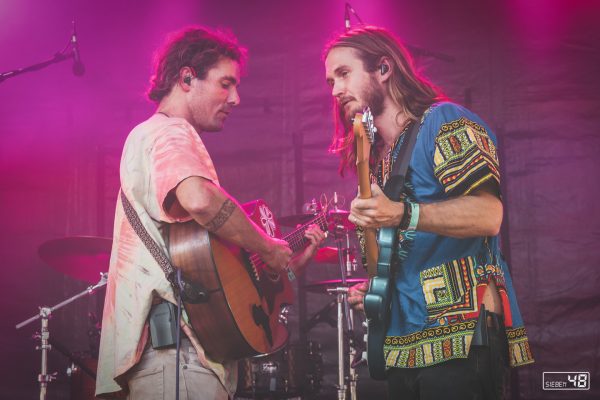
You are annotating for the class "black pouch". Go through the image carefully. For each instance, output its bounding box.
[471,304,489,346]
[149,302,178,349]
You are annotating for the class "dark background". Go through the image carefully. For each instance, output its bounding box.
[1,0,599,398]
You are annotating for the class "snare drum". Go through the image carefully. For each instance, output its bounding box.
[237,341,322,399]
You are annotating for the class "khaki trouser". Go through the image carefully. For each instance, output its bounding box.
[125,338,229,400]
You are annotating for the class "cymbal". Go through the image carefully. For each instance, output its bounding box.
[277,213,315,227]
[278,209,355,229]
[38,236,112,284]
[327,209,354,230]
[304,278,368,293]
[314,246,356,264]
[314,247,339,264]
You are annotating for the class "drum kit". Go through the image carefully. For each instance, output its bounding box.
[16,199,365,400]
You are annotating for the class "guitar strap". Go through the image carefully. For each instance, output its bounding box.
[120,189,209,303]
[383,119,421,202]
[381,119,421,273]
[120,189,178,284]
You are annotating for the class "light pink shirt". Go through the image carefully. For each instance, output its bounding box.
[96,114,237,397]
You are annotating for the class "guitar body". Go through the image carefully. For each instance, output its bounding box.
[167,200,293,362]
[353,109,398,380]
[364,226,396,380]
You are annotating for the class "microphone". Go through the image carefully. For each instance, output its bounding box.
[71,19,85,76]
[344,3,351,30]
[345,2,363,29]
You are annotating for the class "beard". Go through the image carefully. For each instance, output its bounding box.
[340,76,385,125]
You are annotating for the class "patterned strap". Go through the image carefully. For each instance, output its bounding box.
[120,189,176,285]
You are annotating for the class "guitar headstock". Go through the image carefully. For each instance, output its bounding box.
[353,107,377,165]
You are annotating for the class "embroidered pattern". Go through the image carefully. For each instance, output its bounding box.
[506,327,535,367]
[420,257,479,321]
[433,117,500,195]
[384,320,477,368]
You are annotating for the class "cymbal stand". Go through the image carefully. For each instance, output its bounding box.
[327,286,360,400]
[328,286,348,400]
[15,273,107,400]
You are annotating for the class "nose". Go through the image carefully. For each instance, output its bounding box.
[331,79,344,99]
[228,86,240,106]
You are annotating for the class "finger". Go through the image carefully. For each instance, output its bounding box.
[350,214,366,227]
[351,199,372,211]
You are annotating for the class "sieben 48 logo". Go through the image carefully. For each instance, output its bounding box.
[543,372,590,391]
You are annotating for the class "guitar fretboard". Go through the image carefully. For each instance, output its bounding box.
[282,213,328,252]
[248,212,328,275]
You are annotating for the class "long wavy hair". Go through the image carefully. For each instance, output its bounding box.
[323,26,446,175]
[147,26,247,103]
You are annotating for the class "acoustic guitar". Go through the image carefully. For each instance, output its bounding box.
[167,199,328,362]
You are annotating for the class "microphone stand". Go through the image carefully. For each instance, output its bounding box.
[0,23,77,83]
[16,273,107,400]
[343,2,455,63]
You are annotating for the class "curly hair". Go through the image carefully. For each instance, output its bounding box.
[323,26,446,175]
[147,26,247,103]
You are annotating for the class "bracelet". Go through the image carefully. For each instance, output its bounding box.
[407,202,420,230]
[285,265,296,282]
[399,201,412,230]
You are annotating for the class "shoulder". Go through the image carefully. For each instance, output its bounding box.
[421,102,473,126]
[420,102,496,142]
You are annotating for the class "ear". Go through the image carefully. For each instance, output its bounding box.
[377,57,392,84]
[179,66,196,92]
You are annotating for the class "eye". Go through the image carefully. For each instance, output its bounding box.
[340,70,349,78]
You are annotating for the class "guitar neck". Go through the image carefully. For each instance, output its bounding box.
[357,159,372,199]
[354,119,379,277]
[282,213,328,253]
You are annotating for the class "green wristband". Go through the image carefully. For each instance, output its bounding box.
[408,202,420,230]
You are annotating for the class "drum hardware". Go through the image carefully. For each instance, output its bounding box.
[15,272,107,400]
[304,278,368,294]
[297,191,362,400]
[326,286,360,400]
[48,337,97,380]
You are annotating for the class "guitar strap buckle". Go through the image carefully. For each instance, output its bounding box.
[177,278,210,304]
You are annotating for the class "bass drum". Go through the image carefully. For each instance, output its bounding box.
[237,341,322,399]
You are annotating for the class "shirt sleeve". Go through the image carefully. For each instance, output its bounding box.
[149,122,219,222]
[431,106,500,196]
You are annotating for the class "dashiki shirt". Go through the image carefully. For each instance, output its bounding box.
[359,102,534,369]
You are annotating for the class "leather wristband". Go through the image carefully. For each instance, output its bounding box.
[398,201,412,230]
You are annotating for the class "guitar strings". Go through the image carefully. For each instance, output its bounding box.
[247,213,328,270]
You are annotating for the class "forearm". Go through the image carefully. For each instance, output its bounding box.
[416,190,503,238]
[351,182,502,238]
[287,245,317,276]
[175,177,271,254]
